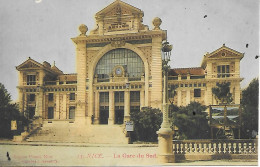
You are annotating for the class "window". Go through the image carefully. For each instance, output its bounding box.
[28,94,35,101]
[95,49,144,81]
[130,91,140,102]
[115,92,124,103]
[27,75,36,85]
[194,89,201,97]
[217,65,230,78]
[69,93,75,101]
[48,107,54,119]
[100,92,109,103]
[48,93,54,101]
[69,106,75,119]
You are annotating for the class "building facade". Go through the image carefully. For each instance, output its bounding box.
[16,0,243,142]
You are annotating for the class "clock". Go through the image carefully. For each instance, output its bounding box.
[115,67,122,75]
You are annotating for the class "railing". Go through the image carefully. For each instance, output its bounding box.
[173,139,258,161]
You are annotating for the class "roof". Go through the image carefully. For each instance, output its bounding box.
[169,67,205,76]
[16,57,64,75]
[201,44,244,68]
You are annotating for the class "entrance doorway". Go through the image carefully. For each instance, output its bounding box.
[115,109,124,124]
[100,108,109,124]
[28,107,35,119]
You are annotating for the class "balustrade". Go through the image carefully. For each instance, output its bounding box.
[173,139,257,158]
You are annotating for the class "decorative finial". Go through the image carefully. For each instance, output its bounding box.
[28,57,31,59]
[152,17,162,30]
[223,43,225,46]
[78,24,88,36]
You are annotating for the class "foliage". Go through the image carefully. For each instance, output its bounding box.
[170,102,210,139]
[240,78,259,139]
[130,107,162,142]
[0,83,28,138]
[212,82,233,104]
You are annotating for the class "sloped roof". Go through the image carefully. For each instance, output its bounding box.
[16,57,63,75]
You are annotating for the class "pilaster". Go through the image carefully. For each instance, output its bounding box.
[151,35,163,109]
[186,89,191,105]
[140,90,145,109]
[55,93,60,119]
[94,91,100,124]
[75,39,87,124]
[108,91,115,125]
[177,90,182,107]
[124,90,130,121]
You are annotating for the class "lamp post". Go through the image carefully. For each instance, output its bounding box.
[157,41,175,163]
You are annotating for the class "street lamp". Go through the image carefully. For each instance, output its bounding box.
[157,40,175,163]
[161,41,172,129]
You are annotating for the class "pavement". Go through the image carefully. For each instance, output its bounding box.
[0,139,258,166]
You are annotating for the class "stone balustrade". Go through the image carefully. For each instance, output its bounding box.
[173,139,258,161]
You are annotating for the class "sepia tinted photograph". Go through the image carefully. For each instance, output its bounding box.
[0,0,258,166]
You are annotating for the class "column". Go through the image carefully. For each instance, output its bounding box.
[124,91,130,122]
[94,91,100,124]
[177,90,182,107]
[186,89,191,105]
[108,91,114,125]
[140,90,145,110]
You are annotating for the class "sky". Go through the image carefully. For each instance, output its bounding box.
[0,0,259,101]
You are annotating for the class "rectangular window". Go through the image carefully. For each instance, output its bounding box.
[69,106,75,119]
[27,75,36,85]
[100,92,109,103]
[48,107,54,119]
[130,91,140,102]
[69,93,75,101]
[194,89,201,97]
[115,91,124,103]
[29,94,35,101]
[48,93,54,101]
[217,65,230,78]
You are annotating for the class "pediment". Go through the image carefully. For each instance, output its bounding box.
[16,58,43,70]
[96,0,143,18]
[208,45,244,59]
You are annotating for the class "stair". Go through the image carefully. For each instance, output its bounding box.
[26,121,129,144]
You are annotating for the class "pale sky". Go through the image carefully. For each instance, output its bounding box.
[0,0,259,101]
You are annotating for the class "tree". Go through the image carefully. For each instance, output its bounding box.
[0,83,27,138]
[212,82,233,104]
[240,78,259,139]
[130,107,162,142]
[170,102,210,139]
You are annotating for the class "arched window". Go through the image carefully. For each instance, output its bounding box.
[95,48,144,81]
